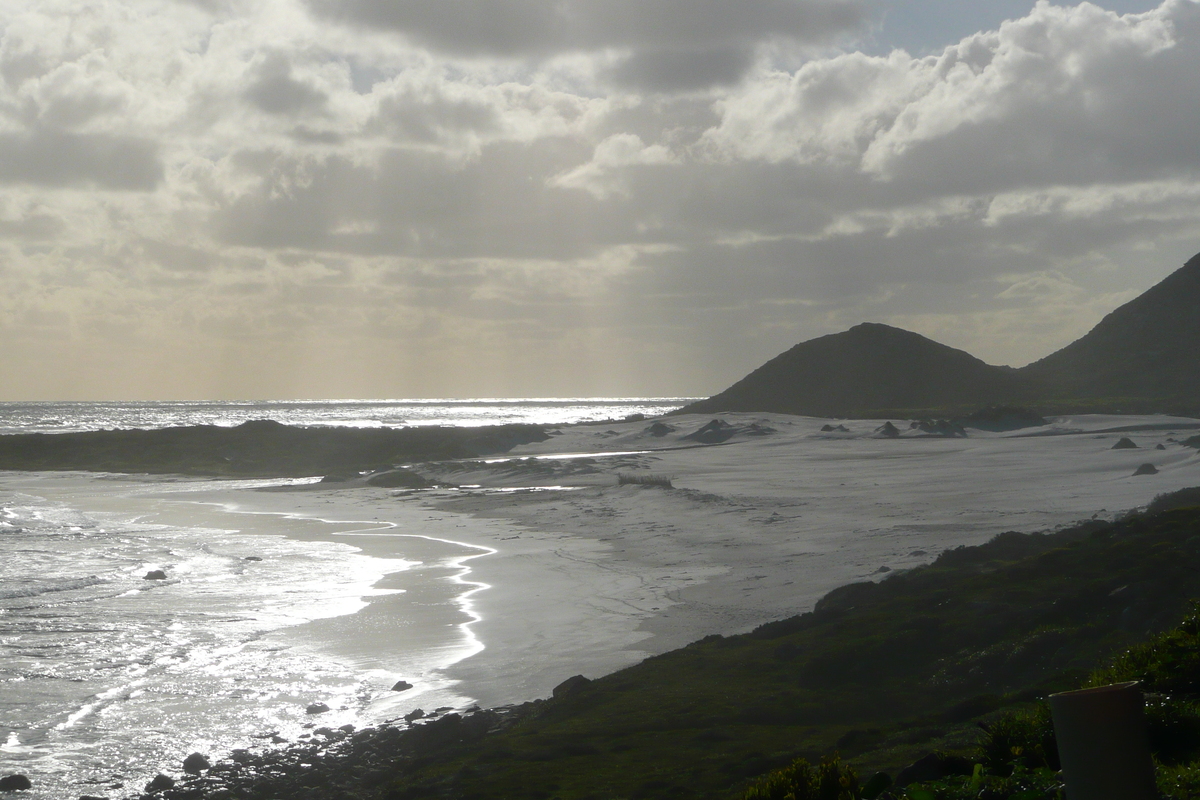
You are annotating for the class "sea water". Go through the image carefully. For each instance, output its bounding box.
[0,399,690,798]
[0,398,692,435]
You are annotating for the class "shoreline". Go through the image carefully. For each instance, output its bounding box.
[3,411,1199,798]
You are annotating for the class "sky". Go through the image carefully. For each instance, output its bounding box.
[0,0,1196,400]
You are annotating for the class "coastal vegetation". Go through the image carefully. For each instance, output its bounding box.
[136,488,1200,800]
[0,420,549,477]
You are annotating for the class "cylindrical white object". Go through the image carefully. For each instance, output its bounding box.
[1048,681,1157,800]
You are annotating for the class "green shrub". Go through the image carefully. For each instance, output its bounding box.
[1089,601,1200,695]
[978,704,1058,776]
[1146,697,1200,765]
[901,764,1062,799]
[742,754,861,800]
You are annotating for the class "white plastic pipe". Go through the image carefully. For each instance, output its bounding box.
[1048,681,1157,800]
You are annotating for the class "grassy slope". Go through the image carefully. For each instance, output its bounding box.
[383,501,1200,800]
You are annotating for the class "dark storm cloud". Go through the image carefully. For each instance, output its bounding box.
[305,0,868,88]
[0,130,162,190]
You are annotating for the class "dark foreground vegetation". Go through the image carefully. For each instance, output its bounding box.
[0,420,549,477]
[123,488,1200,800]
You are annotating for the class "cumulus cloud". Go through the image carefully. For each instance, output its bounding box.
[304,0,870,89]
[0,130,162,189]
[1,0,1199,398]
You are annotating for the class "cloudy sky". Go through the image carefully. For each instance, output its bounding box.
[1,0,1196,400]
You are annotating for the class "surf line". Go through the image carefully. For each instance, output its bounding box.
[177,498,498,671]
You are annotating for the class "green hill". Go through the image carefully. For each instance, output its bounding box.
[679,252,1200,418]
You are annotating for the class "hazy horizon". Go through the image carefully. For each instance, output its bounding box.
[2,0,1195,401]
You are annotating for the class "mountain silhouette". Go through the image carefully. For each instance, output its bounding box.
[680,251,1200,417]
[680,323,1033,417]
[1021,251,1200,401]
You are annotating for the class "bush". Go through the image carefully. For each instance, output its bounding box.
[978,704,1058,776]
[742,754,861,800]
[1089,601,1200,696]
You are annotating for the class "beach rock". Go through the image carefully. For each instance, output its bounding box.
[682,419,738,444]
[305,702,330,715]
[1134,463,1159,476]
[182,753,210,773]
[915,419,966,437]
[338,724,355,733]
[821,424,837,431]
[875,421,901,438]
[243,556,262,561]
[645,422,674,437]
[404,709,425,723]
[0,774,31,792]
[893,752,973,788]
[391,680,414,692]
[551,674,591,699]
[145,774,175,793]
[1156,443,1167,450]
[143,570,167,580]
[80,796,107,800]
[1112,437,1139,449]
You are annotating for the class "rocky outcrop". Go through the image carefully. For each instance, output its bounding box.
[182,753,211,774]
[1112,437,1139,449]
[0,775,31,792]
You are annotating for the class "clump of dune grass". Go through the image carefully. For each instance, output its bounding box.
[616,473,673,488]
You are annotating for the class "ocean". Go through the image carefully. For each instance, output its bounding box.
[0,399,690,798]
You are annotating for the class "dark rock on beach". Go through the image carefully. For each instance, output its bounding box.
[305,702,331,715]
[391,680,414,692]
[645,422,674,437]
[404,708,425,723]
[182,753,210,773]
[875,421,901,438]
[1134,463,1159,476]
[0,775,31,792]
[144,774,174,793]
[1112,437,1139,449]
[681,419,738,444]
[143,570,167,580]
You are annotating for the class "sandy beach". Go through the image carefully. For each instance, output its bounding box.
[4,411,1199,799]
[45,411,1200,713]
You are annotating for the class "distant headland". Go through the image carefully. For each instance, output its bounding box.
[679,251,1200,419]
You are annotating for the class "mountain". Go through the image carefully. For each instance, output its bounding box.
[679,322,1033,417]
[1021,251,1200,401]
[680,251,1200,417]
